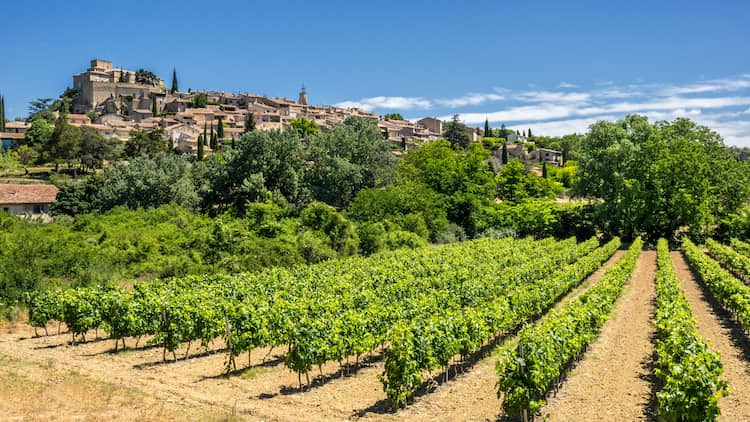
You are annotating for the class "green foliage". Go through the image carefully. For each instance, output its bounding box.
[190,93,208,108]
[299,202,359,257]
[305,117,393,209]
[289,117,320,138]
[125,128,170,158]
[443,114,471,149]
[383,113,405,121]
[654,238,726,421]
[170,68,179,94]
[683,238,750,332]
[497,237,641,416]
[24,118,53,150]
[574,115,749,241]
[496,159,562,202]
[52,154,202,215]
[204,129,307,211]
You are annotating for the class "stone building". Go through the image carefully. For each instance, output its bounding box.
[72,59,165,114]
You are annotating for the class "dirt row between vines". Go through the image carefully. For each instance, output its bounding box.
[0,250,628,421]
[672,251,750,421]
[540,250,657,421]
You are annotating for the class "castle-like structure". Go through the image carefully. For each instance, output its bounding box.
[72,59,165,115]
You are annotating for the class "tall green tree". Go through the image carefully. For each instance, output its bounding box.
[244,112,256,133]
[197,134,205,160]
[383,113,405,121]
[216,117,224,139]
[484,118,491,137]
[0,95,5,132]
[151,96,158,116]
[501,142,508,164]
[124,128,170,158]
[574,115,750,241]
[170,68,179,94]
[542,161,548,178]
[443,114,471,149]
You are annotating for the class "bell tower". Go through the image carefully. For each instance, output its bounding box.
[298,84,308,105]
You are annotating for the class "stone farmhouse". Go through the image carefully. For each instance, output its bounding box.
[0,183,59,218]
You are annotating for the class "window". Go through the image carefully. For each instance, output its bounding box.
[33,205,42,214]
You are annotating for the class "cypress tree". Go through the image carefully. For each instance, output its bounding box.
[171,68,179,94]
[210,131,218,151]
[516,129,520,136]
[500,123,506,138]
[245,112,256,133]
[231,136,236,149]
[217,117,224,139]
[203,122,207,146]
[484,118,491,137]
[501,142,508,164]
[0,95,5,132]
[151,96,158,116]
[523,130,526,137]
[197,134,204,160]
[528,128,533,138]
[542,161,548,178]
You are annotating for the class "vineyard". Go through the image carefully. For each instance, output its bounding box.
[4,235,750,420]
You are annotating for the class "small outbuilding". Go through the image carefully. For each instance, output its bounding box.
[0,184,59,217]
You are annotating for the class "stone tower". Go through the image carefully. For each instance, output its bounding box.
[298,84,308,105]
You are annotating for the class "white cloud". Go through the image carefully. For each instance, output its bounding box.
[558,82,578,88]
[517,91,591,103]
[659,75,750,96]
[334,96,431,111]
[435,93,505,108]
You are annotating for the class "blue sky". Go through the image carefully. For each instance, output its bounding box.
[1,0,749,144]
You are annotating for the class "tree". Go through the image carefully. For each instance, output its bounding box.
[209,124,216,150]
[135,69,159,86]
[79,127,118,171]
[170,68,179,94]
[16,145,38,175]
[125,128,170,158]
[305,117,394,209]
[501,142,508,164]
[289,117,320,138]
[0,94,5,132]
[384,113,405,121]
[28,98,55,122]
[47,114,81,172]
[52,154,202,215]
[542,161,548,178]
[443,114,471,149]
[244,113,256,133]
[151,96,158,116]
[190,93,208,108]
[216,117,224,139]
[484,118,491,137]
[197,134,205,161]
[528,128,533,138]
[573,115,750,241]
[24,119,53,157]
[204,129,308,212]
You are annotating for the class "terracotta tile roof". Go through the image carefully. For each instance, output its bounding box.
[0,132,25,140]
[0,184,59,205]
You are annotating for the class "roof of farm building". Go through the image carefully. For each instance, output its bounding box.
[0,184,60,205]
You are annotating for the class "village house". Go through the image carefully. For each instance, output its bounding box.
[0,184,59,218]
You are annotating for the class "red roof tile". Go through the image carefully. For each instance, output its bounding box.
[0,184,59,205]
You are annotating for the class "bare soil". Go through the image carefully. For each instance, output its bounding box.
[672,251,750,421]
[541,250,657,421]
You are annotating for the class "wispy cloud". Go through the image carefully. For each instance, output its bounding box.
[517,91,591,103]
[435,93,505,108]
[334,73,750,145]
[335,96,431,111]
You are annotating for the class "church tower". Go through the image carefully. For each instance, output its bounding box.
[298,84,308,105]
